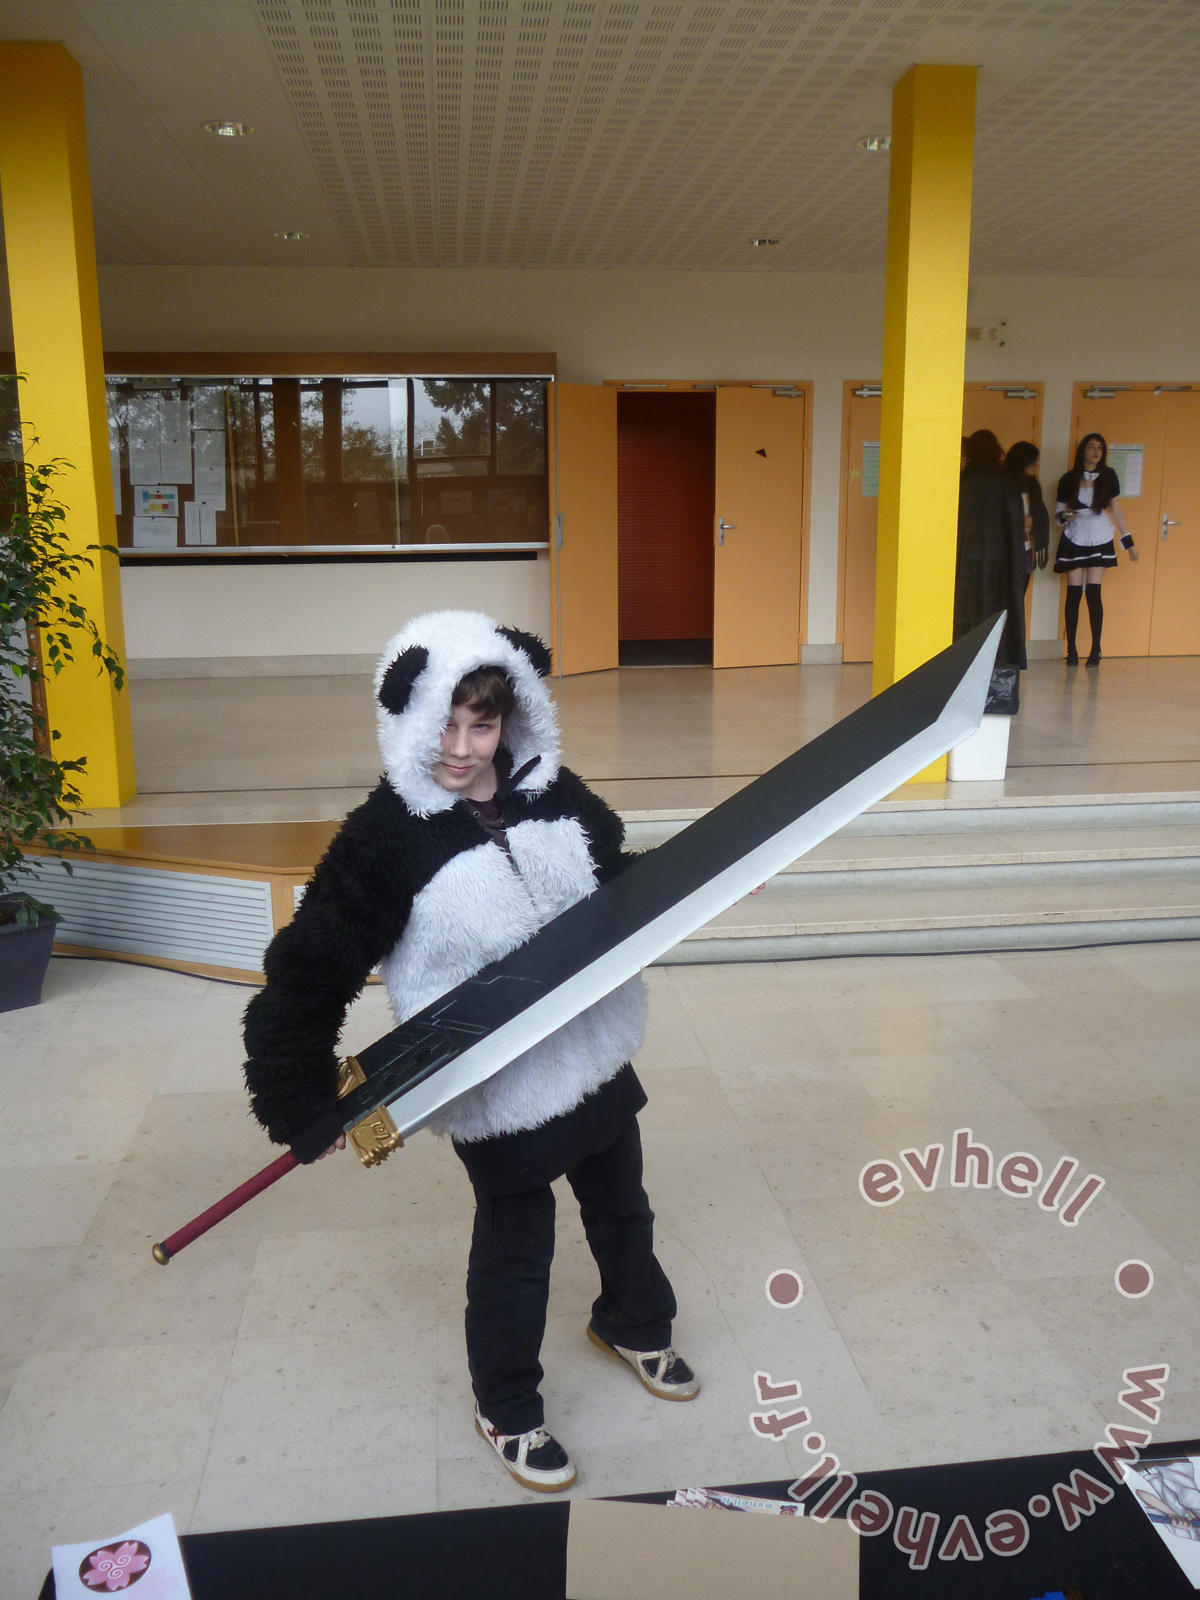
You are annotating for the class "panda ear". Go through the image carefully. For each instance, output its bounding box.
[377,645,429,714]
[497,626,553,678]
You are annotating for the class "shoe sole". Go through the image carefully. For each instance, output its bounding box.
[586,1325,700,1401]
[474,1418,577,1492]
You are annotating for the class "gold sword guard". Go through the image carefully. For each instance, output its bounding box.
[337,1055,405,1168]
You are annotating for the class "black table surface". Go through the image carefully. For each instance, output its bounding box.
[39,1436,1200,1600]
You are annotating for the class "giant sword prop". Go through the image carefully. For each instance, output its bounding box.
[153,616,1004,1263]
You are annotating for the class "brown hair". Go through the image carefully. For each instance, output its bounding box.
[451,664,515,722]
[963,429,1004,471]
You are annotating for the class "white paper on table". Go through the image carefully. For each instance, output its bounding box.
[135,485,179,519]
[191,386,226,430]
[159,400,192,484]
[193,429,227,505]
[183,501,218,545]
[52,1510,193,1598]
[1108,443,1144,498]
[1122,1455,1200,1588]
[132,516,178,549]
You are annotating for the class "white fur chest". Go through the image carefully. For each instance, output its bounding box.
[378,817,647,1141]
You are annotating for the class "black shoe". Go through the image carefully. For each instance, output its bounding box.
[1086,651,1101,668]
[475,1406,576,1491]
[1065,649,1079,666]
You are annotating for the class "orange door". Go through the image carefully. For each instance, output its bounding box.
[840,387,882,662]
[962,384,1040,451]
[712,386,805,668]
[1070,390,1167,657]
[550,383,618,675]
[1149,390,1200,656]
[840,383,1042,662]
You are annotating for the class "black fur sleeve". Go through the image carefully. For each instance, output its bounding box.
[242,785,416,1147]
[553,766,642,883]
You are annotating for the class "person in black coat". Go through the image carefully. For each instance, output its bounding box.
[954,429,1028,677]
[1003,439,1050,595]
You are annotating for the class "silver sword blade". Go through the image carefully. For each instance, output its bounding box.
[379,615,1004,1138]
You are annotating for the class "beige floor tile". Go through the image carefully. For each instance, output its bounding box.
[203,1327,438,1478]
[191,1460,438,1534]
[0,1095,151,1169]
[0,1479,201,1600]
[884,953,1039,1004]
[36,1237,260,1351]
[780,1192,993,1301]
[0,1342,233,1494]
[0,1248,75,1405]
[237,1225,441,1339]
[739,1108,908,1204]
[636,1065,735,1134]
[1039,1096,1200,1175]
[1103,1170,1200,1267]
[1012,1261,1200,1410]
[0,1165,120,1250]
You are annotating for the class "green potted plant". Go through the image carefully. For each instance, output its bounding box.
[1,404,125,1012]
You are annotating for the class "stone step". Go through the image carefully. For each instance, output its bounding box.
[623,793,1200,963]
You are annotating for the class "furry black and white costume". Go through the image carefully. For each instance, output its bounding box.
[243,610,648,1177]
[244,610,680,1443]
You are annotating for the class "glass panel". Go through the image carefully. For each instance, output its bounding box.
[104,372,547,549]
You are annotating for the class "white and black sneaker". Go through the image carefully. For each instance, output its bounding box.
[474,1404,577,1492]
[586,1324,701,1401]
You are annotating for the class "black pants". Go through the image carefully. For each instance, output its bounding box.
[464,1116,676,1435]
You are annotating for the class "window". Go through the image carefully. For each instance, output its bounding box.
[104,373,549,551]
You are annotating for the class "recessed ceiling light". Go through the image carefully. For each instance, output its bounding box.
[750,237,780,248]
[273,230,308,241]
[203,120,252,138]
[857,135,891,152]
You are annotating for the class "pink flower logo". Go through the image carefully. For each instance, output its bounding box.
[78,1540,152,1591]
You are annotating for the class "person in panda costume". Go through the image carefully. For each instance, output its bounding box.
[244,611,698,1492]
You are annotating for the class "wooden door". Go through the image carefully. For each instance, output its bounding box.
[1071,389,1168,658]
[1149,391,1200,656]
[712,386,805,668]
[840,383,1042,663]
[550,383,618,675]
[840,387,882,662]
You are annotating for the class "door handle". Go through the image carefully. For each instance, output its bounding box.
[716,517,737,547]
[1162,516,1181,540]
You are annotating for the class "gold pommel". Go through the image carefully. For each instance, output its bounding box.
[336,1055,404,1169]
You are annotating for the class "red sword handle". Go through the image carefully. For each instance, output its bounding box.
[152,1151,299,1264]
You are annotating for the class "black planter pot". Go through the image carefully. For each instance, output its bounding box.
[0,905,59,1013]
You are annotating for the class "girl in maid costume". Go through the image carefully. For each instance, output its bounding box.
[1054,432,1139,666]
[242,612,698,1493]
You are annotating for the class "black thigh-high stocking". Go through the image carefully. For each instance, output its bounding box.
[1064,586,1082,662]
[1085,583,1103,663]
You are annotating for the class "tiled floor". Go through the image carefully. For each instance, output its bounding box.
[2,945,1198,1594]
[85,655,1200,826]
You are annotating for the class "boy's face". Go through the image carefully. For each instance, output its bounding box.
[434,701,503,793]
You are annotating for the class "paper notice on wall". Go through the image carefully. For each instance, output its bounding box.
[862,441,880,498]
[53,1511,193,1599]
[128,395,162,484]
[184,500,219,545]
[135,485,179,519]
[193,429,227,505]
[132,516,178,549]
[192,386,226,431]
[160,399,193,483]
[1107,444,1144,498]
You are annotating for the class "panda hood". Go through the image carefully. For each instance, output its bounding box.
[374,610,559,816]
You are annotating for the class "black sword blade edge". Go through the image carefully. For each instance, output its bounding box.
[331,615,1005,1139]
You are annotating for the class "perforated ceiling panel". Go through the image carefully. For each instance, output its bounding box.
[243,0,1200,271]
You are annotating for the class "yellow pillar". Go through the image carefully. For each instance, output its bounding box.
[0,42,135,806]
[872,64,976,781]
